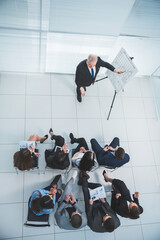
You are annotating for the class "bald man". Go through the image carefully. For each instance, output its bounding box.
[75,54,123,102]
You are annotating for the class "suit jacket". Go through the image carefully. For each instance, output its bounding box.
[55,200,87,230]
[111,179,143,217]
[98,150,130,168]
[75,57,115,88]
[87,201,120,233]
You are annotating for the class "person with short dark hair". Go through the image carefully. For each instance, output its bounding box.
[45,128,70,170]
[90,137,130,168]
[75,54,123,102]
[103,171,143,219]
[69,133,95,172]
[55,175,87,230]
[29,175,62,215]
[14,134,48,171]
[81,173,120,232]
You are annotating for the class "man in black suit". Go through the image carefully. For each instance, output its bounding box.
[90,137,130,168]
[75,54,123,102]
[103,171,143,219]
[81,174,120,232]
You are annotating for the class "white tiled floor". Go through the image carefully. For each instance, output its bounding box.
[0,73,160,240]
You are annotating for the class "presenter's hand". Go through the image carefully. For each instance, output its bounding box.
[134,192,139,198]
[114,69,123,74]
[89,199,93,205]
[80,87,85,97]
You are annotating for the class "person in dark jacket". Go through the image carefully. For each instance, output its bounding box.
[81,173,120,232]
[45,128,70,170]
[103,170,143,219]
[75,54,123,102]
[91,137,130,168]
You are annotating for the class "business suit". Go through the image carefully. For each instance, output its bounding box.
[82,176,120,232]
[111,179,143,217]
[90,137,130,168]
[75,57,115,97]
[45,134,69,170]
[55,178,87,230]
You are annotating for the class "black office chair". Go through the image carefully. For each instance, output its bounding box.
[24,198,50,227]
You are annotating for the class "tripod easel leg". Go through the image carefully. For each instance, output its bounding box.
[107,90,117,120]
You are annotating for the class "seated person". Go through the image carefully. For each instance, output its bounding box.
[14,134,48,171]
[45,128,70,170]
[29,175,62,216]
[80,173,120,232]
[103,171,143,219]
[69,133,95,172]
[90,137,130,168]
[55,173,87,230]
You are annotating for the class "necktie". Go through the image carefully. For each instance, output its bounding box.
[91,68,94,78]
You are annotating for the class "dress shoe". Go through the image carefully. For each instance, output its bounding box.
[40,135,48,143]
[77,94,82,102]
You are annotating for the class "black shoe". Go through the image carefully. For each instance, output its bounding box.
[77,94,82,102]
[69,133,75,144]
[49,128,54,140]
[40,135,48,143]
[49,128,53,133]
[103,170,108,182]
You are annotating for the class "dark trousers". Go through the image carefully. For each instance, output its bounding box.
[72,137,89,155]
[52,135,65,148]
[90,137,119,161]
[82,176,101,212]
[76,86,87,97]
[44,175,62,202]
[76,86,81,97]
